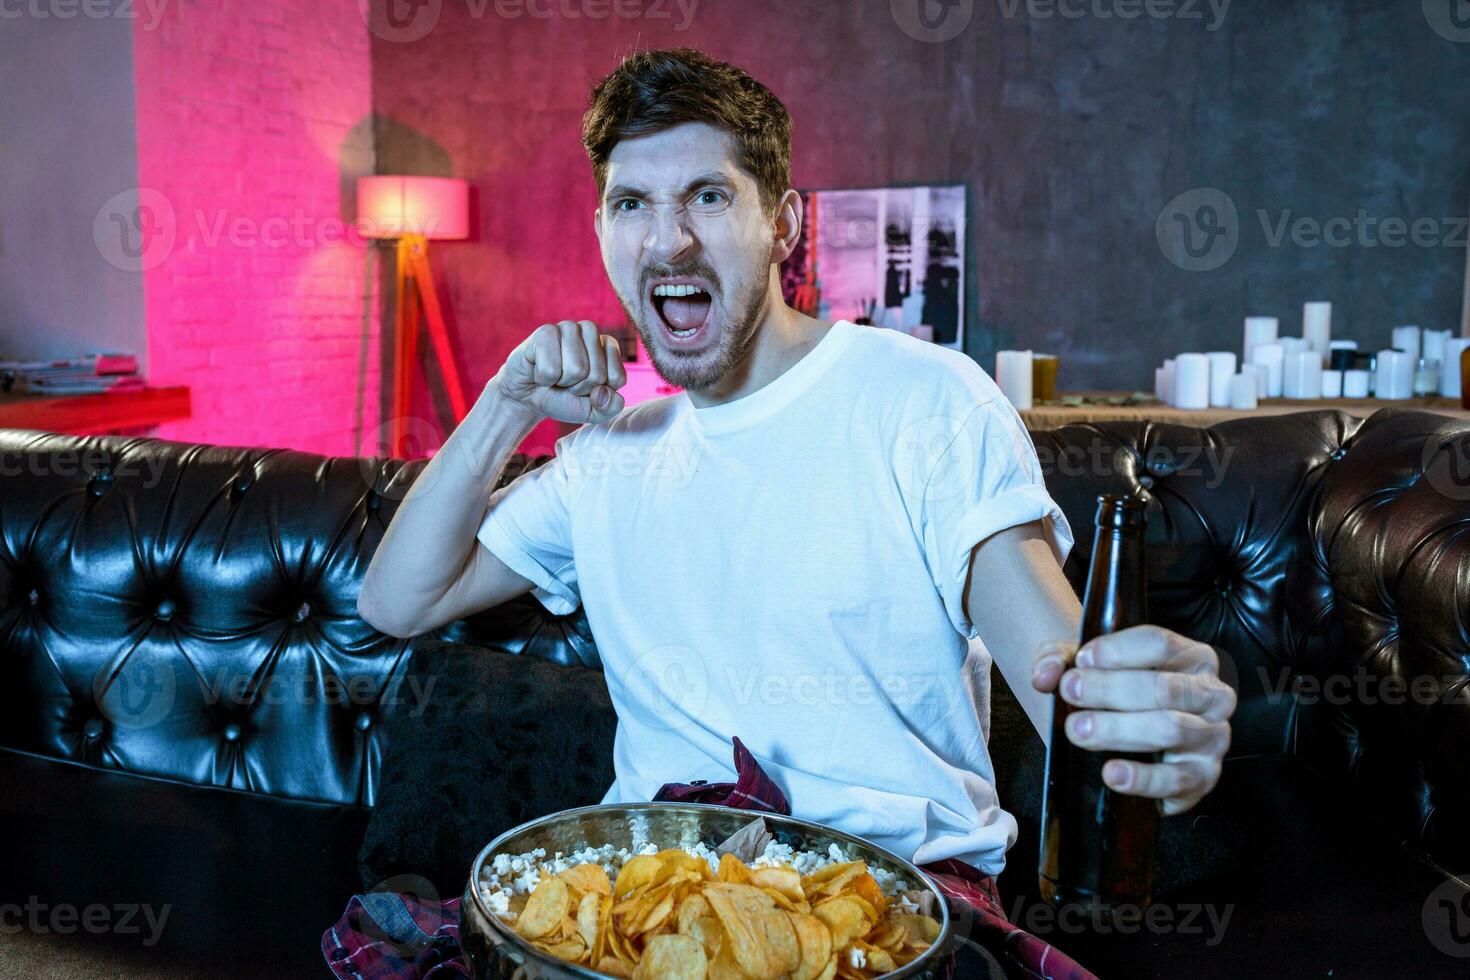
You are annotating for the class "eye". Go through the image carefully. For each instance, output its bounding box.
[612,198,644,213]
[692,189,728,209]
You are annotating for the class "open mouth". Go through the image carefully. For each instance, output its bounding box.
[650,281,714,345]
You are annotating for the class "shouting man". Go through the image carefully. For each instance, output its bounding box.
[358,48,1235,979]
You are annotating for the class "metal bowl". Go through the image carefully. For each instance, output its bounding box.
[460,802,958,979]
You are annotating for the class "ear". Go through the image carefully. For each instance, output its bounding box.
[769,189,803,265]
[593,205,603,243]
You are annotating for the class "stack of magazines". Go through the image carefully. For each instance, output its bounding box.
[0,352,145,395]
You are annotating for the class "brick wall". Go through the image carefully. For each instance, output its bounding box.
[132,0,380,457]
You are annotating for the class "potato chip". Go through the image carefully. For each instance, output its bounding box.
[596,954,634,978]
[615,854,665,897]
[812,895,870,950]
[787,911,833,980]
[750,866,804,904]
[704,883,798,979]
[515,876,570,940]
[632,933,708,980]
[677,893,712,934]
[684,913,724,959]
[563,862,613,897]
[717,852,753,885]
[578,892,605,955]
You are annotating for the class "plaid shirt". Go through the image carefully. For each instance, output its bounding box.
[322,736,1097,980]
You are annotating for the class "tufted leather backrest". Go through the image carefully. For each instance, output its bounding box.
[4,411,1468,868]
[0,430,595,808]
[1305,409,1470,868]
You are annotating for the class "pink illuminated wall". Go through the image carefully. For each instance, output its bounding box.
[132,1,380,457]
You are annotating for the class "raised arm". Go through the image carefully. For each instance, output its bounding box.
[358,320,626,638]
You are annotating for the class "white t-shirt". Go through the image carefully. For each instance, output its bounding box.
[476,319,1072,874]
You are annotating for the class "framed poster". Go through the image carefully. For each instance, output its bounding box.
[780,183,966,351]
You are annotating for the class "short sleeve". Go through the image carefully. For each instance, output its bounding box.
[475,433,582,616]
[913,395,1074,639]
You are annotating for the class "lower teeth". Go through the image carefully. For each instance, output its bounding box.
[670,326,696,337]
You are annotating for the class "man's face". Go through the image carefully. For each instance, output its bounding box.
[594,122,776,392]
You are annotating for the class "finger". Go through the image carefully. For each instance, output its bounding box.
[1065,708,1225,754]
[527,323,562,388]
[603,335,627,390]
[1101,757,1217,813]
[556,320,589,389]
[1077,626,1216,674]
[1060,667,1237,721]
[563,320,607,396]
[1031,640,1077,694]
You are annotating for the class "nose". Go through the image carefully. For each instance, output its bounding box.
[643,204,695,264]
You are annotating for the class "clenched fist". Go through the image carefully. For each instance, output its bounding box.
[494,320,628,424]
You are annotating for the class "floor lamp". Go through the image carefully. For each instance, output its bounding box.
[357,175,471,458]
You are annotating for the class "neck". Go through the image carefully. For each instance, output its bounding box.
[684,270,831,409]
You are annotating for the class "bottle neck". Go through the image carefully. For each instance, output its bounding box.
[1080,525,1147,643]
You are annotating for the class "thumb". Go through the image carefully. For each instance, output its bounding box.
[587,385,624,421]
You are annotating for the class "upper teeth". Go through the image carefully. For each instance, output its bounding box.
[653,284,708,297]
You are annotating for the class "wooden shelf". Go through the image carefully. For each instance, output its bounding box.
[0,385,192,435]
[1019,392,1470,428]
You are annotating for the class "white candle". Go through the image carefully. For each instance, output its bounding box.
[1206,352,1237,407]
[1391,326,1422,363]
[1229,373,1258,409]
[1244,316,1279,366]
[1278,336,1310,354]
[1174,353,1211,410]
[995,350,1033,410]
[1342,369,1370,398]
[1154,366,1166,401]
[1375,348,1414,399]
[1239,364,1264,399]
[1442,338,1470,397]
[1321,370,1343,398]
[1423,328,1452,365]
[1303,302,1332,365]
[1282,351,1323,399]
[1251,343,1285,397]
[1162,358,1177,406]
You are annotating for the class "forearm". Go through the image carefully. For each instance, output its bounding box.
[358,378,541,633]
[965,521,1082,744]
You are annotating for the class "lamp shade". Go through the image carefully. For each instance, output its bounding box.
[356,175,469,240]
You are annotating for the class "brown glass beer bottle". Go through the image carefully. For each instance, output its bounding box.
[1039,493,1160,915]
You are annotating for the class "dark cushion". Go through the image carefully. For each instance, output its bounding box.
[357,641,618,896]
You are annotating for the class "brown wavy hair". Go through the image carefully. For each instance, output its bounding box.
[582,48,792,215]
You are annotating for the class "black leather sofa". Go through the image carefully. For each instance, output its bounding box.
[2,408,1468,978]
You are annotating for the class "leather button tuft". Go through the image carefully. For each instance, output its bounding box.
[233,474,254,493]
[222,723,242,742]
[365,489,380,512]
[355,712,373,732]
[292,601,311,623]
[83,719,104,740]
[1330,447,1347,461]
[155,598,176,621]
[1138,475,1155,490]
[27,588,39,606]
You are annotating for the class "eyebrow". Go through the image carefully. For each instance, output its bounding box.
[604,172,735,202]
